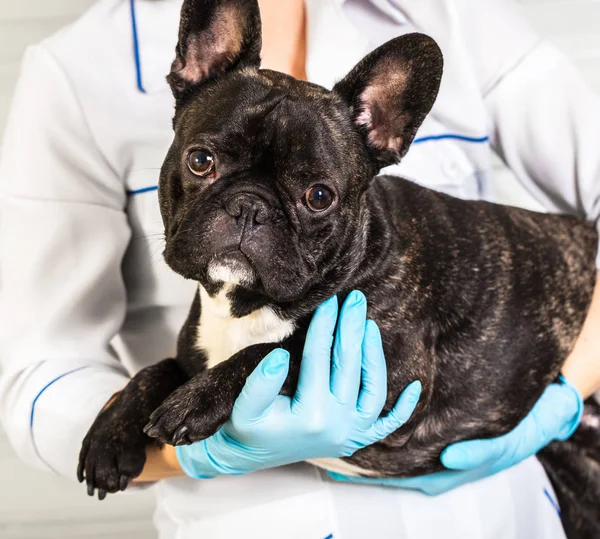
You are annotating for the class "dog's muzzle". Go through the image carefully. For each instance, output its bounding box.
[225,193,274,228]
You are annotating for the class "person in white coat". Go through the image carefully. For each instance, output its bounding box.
[1,0,599,538]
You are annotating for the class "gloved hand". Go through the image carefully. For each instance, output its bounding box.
[176,291,422,478]
[329,376,583,495]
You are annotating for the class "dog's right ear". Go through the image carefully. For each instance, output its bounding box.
[168,0,262,102]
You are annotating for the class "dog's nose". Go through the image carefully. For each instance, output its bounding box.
[225,194,273,225]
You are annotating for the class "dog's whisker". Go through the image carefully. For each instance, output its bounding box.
[136,233,166,240]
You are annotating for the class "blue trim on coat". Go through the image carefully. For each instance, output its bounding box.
[29,366,91,473]
[414,134,489,145]
[130,0,147,94]
[30,367,90,428]
[127,185,159,196]
[544,488,562,519]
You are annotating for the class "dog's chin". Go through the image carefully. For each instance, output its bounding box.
[165,243,313,304]
[206,252,258,288]
[207,253,312,304]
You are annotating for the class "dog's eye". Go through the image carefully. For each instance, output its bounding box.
[304,185,334,212]
[187,149,215,177]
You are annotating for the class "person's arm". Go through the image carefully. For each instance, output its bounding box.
[0,45,131,478]
[464,0,600,398]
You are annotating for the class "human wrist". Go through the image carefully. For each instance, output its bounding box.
[561,343,600,399]
[133,444,185,483]
[162,444,185,474]
[560,364,600,401]
[561,273,600,399]
[555,375,584,441]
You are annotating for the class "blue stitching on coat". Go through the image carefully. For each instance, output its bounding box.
[414,134,489,144]
[127,185,159,196]
[29,366,90,474]
[130,0,147,93]
[544,488,562,519]
[30,367,90,428]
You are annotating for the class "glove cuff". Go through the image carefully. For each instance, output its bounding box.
[176,442,218,479]
[176,433,250,478]
[556,375,584,441]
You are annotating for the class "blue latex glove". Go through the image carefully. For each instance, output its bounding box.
[177,291,422,478]
[329,376,583,495]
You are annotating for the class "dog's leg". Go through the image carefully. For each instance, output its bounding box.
[144,343,300,446]
[77,358,189,499]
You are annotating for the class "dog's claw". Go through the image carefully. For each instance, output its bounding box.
[173,425,190,446]
[77,463,84,483]
[120,475,129,491]
[79,421,148,499]
[144,424,159,439]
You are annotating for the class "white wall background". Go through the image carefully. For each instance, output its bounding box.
[0,0,598,538]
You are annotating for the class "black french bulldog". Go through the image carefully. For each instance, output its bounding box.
[79,0,600,536]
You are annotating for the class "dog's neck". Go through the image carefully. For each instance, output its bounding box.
[196,284,295,369]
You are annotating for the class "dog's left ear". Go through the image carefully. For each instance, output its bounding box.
[168,0,262,102]
[333,33,443,169]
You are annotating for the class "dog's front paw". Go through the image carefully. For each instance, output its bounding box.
[78,409,149,500]
[144,375,231,446]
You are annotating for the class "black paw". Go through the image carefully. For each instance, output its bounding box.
[78,409,149,500]
[144,377,229,446]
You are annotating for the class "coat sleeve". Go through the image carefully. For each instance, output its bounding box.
[0,45,132,479]
[459,0,600,267]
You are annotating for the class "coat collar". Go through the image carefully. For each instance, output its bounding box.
[130,0,181,94]
[131,0,407,94]
[367,0,408,25]
[334,0,408,24]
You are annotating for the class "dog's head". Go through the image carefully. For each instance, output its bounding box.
[159,0,442,313]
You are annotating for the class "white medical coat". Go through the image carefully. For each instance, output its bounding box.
[2,0,599,537]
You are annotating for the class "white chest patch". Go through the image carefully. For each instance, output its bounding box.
[197,285,295,369]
